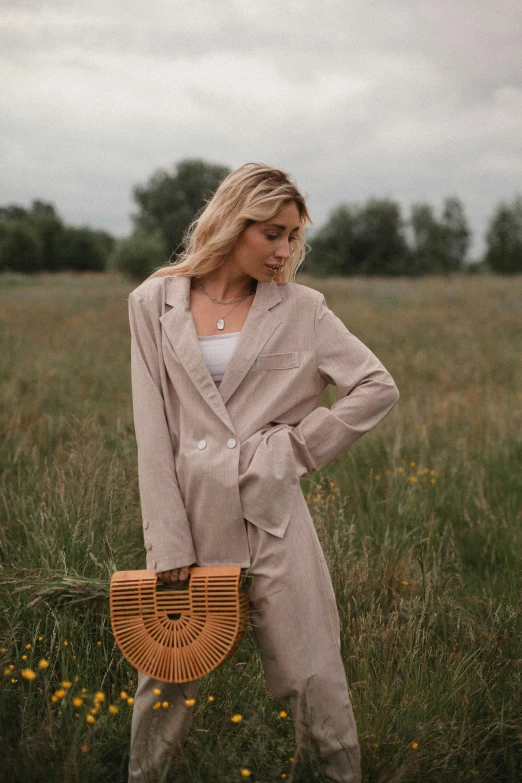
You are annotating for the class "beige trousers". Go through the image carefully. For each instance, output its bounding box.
[128,491,361,783]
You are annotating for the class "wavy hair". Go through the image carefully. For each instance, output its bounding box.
[146,163,312,284]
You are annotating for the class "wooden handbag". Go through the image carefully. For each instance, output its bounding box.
[109,566,249,683]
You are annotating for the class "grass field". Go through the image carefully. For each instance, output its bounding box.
[0,271,520,783]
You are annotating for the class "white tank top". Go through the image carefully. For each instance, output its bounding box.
[198,331,241,386]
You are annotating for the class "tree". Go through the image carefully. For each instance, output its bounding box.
[0,220,43,273]
[308,199,409,276]
[132,158,231,255]
[441,196,470,271]
[307,205,357,276]
[485,196,522,274]
[351,199,409,276]
[111,229,167,281]
[409,203,449,275]
[409,198,470,274]
[93,229,116,258]
[58,227,106,272]
[28,200,66,271]
[0,205,29,222]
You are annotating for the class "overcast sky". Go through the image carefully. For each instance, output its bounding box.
[2,0,521,260]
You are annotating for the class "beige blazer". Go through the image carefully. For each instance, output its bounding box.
[128,274,399,573]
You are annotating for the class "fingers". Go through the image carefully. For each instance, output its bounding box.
[157,567,191,584]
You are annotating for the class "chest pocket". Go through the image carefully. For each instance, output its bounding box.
[253,351,299,371]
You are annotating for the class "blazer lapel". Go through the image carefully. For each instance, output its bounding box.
[159,275,282,424]
[218,281,282,404]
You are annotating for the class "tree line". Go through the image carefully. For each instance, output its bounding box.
[0,201,114,274]
[1,159,521,278]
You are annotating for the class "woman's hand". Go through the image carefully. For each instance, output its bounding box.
[157,566,191,585]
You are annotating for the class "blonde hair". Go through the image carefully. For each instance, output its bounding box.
[146,163,312,284]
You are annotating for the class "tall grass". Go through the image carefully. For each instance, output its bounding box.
[0,271,520,782]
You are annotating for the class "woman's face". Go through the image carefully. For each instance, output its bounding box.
[226,201,301,282]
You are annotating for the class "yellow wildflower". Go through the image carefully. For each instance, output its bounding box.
[152,701,161,710]
[411,741,418,749]
[162,701,169,708]
[185,698,196,707]
[410,461,415,467]
[50,695,58,702]
[153,687,161,695]
[231,714,243,723]
[4,668,11,676]
[21,669,37,680]
[127,697,134,706]
[38,636,43,641]
[120,691,129,700]
[93,691,105,703]
[431,478,436,484]
[63,641,69,647]
[86,715,95,724]
[38,659,49,669]
[401,580,409,586]
[80,745,91,753]
[73,697,83,707]
[109,705,119,714]
[279,711,287,719]
[90,705,100,715]
[240,771,251,778]
[25,643,32,649]
[55,689,66,699]
[22,655,27,661]
[97,641,102,646]
[61,681,71,689]
[289,757,294,762]
[375,474,380,480]
[409,476,418,483]
[208,695,215,702]
[8,664,14,670]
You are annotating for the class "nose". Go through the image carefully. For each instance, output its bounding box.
[274,238,291,260]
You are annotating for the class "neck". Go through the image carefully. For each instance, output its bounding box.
[195,272,257,301]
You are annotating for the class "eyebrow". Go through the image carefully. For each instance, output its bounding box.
[266,223,300,233]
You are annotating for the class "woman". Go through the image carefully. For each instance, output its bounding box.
[127,163,400,783]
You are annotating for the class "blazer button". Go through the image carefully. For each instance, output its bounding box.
[143,520,149,530]
[227,438,237,448]
[145,541,152,551]
[197,439,207,450]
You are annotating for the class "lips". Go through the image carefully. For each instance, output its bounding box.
[266,264,283,272]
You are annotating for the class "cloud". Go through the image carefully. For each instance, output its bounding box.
[1,0,521,257]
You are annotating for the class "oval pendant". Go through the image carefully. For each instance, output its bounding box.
[217,318,225,330]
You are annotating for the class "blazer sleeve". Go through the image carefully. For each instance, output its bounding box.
[128,292,196,572]
[286,293,400,476]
